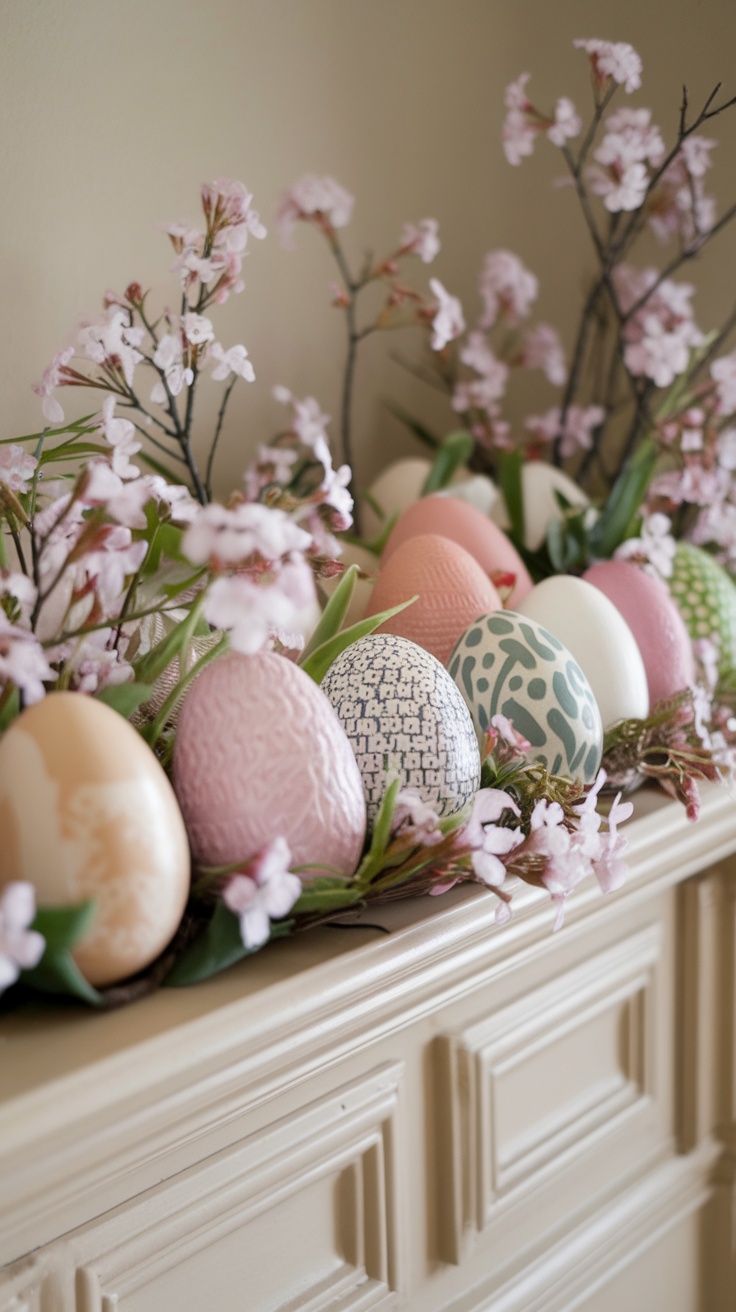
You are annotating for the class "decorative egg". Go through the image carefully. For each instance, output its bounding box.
[0,693,190,987]
[583,559,695,706]
[318,540,379,628]
[516,575,649,726]
[364,533,502,665]
[438,473,503,519]
[521,461,591,552]
[667,542,736,685]
[361,457,433,540]
[383,494,533,606]
[447,612,603,783]
[320,633,480,826]
[174,651,367,877]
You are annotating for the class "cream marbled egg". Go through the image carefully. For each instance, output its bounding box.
[173,650,367,878]
[448,611,603,783]
[320,632,480,826]
[0,693,190,987]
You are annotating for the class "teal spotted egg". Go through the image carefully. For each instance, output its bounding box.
[667,542,736,685]
[447,611,603,783]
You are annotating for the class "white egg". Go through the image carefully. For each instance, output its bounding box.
[516,575,649,727]
[438,473,503,518]
[360,458,433,540]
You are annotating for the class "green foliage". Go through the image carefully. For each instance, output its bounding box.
[95,682,155,718]
[588,437,659,559]
[421,430,475,494]
[164,901,294,987]
[300,596,417,684]
[20,901,103,1007]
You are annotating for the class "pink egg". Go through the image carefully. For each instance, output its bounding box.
[173,651,367,878]
[382,493,532,607]
[583,559,695,706]
[364,533,502,665]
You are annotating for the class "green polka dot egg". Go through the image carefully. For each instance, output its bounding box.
[447,611,603,783]
[667,542,736,685]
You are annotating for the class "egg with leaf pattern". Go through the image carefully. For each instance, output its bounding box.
[447,611,603,783]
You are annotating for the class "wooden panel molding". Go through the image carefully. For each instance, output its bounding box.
[435,925,663,1265]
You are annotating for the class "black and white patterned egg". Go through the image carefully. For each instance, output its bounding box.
[320,633,480,826]
[447,612,603,784]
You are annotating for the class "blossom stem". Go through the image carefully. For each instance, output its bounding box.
[205,377,237,499]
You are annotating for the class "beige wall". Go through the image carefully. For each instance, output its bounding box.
[2,0,736,499]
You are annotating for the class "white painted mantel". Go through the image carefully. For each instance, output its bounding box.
[2,784,736,1312]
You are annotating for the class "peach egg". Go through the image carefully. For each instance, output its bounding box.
[0,693,190,987]
[364,532,502,665]
[382,494,532,607]
[583,559,695,706]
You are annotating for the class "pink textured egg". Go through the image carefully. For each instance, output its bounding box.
[364,533,502,665]
[173,651,367,877]
[583,559,695,705]
[383,494,532,606]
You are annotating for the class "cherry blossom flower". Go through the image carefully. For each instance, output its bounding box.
[206,342,255,383]
[711,352,736,415]
[517,323,567,385]
[0,444,38,494]
[199,566,314,654]
[0,572,36,626]
[97,396,141,479]
[223,837,302,950]
[151,333,194,403]
[182,312,215,346]
[478,250,538,328]
[429,278,466,350]
[574,38,642,94]
[200,178,267,240]
[452,332,509,416]
[525,404,604,456]
[463,788,523,887]
[183,501,312,568]
[0,882,46,994]
[399,219,440,264]
[502,75,580,164]
[62,630,135,695]
[32,347,75,423]
[391,788,444,846]
[615,512,677,578]
[77,307,145,387]
[548,97,583,147]
[277,175,355,247]
[0,615,54,704]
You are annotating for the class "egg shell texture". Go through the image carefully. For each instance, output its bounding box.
[668,542,736,685]
[448,612,603,783]
[516,575,649,727]
[383,494,533,607]
[583,559,695,705]
[173,651,367,877]
[0,693,190,987]
[320,633,480,826]
[365,533,502,665]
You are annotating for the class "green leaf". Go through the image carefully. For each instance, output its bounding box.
[32,900,97,951]
[133,598,205,684]
[346,511,398,556]
[95,682,156,718]
[588,436,658,559]
[164,902,294,987]
[0,686,20,733]
[354,775,401,883]
[497,449,524,544]
[300,565,359,663]
[382,401,440,449]
[421,430,475,494]
[20,901,103,1007]
[291,876,363,916]
[21,950,104,1006]
[300,597,417,684]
